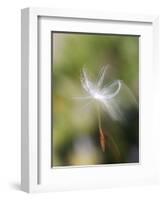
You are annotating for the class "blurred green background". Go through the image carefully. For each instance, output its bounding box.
[52,32,139,167]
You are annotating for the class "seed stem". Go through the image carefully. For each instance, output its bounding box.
[96,104,102,133]
[96,104,106,152]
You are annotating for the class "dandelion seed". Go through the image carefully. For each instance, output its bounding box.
[74,65,137,152]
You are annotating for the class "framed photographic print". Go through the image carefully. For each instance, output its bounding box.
[21,8,159,192]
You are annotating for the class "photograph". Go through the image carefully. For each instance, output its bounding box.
[52,32,139,167]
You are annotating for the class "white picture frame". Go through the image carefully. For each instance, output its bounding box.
[21,7,159,193]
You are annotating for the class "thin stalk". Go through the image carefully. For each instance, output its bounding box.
[96,104,106,152]
[95,104,120,157]
[96,104,102,133]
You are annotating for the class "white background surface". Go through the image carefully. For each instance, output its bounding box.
[0,0,162,199]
